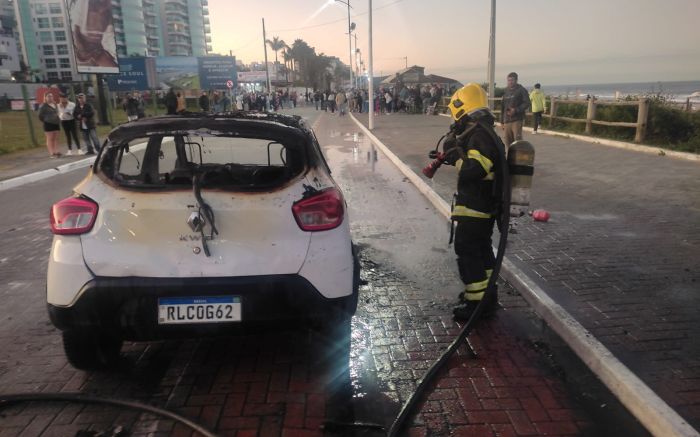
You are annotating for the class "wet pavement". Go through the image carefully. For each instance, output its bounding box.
[0,107,651,436]
[351,110,700,430]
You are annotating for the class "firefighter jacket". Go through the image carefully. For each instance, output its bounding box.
[451,125,502,221]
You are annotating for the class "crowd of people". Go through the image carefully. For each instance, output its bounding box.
[308,83,455,116]
[37,92,101,158]
[35,74,547,160]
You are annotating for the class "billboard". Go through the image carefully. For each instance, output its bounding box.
[237,71,268,83]
[66,0,119,74]
[104,56,237,92]
[198,56,237,90]
[156,57,200,90]
[106,57,155,91]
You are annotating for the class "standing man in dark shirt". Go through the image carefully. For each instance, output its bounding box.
[199,91,210,112]
[165,88,178,114]
[500,72,530,145]
[74,93,99,155]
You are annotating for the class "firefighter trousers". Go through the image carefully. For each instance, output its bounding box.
[454,217,496,302]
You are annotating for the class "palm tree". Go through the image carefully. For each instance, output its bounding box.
[266,36,286,66]
[282,48,293,82]
[290,39,315,88]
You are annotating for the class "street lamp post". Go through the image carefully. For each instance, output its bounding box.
[335,0,353,89]
[487,0,496,110]
[368,0,374,129]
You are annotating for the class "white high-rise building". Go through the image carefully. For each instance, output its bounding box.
[13,0,213,82]
[113,0,211,58]
[0,0,20,76]
[14,0,80,81]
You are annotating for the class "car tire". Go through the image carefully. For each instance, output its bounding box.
[62,329,123,370]
[346,242,361,316]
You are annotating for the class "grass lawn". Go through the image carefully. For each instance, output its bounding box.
[0,104,170,155]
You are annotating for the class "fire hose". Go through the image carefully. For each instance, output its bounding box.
[0,392,218,437]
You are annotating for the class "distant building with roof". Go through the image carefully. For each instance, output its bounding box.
[380,65,462,88]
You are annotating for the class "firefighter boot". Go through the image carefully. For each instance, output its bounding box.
[452,287,499,321]
[452,300,479,321]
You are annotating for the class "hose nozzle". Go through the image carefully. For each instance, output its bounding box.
[422,152,446,178]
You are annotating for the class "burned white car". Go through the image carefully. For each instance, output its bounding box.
[47,112,359,369]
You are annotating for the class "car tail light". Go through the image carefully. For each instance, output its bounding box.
[50,197,98,235]
[292,188,345,231]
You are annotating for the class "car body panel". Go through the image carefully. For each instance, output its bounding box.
[297,167,354,299]
[78,173,313,279]
[47,236,95,306]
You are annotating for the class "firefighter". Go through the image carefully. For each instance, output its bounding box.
[442,83,505,320]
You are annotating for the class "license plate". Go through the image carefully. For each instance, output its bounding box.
[158,296,241,325]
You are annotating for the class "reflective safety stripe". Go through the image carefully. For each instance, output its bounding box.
[484,172,495,180]
[466,278,489,291]
[462,277,488,301]
[452,205,493,219]
[462,290,485,301]
[456,159,463,171]
[468,149,493,174]
[486,269,493,278]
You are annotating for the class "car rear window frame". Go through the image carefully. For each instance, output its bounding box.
[96,127,317,192]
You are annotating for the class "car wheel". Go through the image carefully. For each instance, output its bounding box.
[62,329,123,370]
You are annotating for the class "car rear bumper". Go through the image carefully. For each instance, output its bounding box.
[48,273,358,341]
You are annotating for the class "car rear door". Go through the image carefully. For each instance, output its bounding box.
[78,133,312,278]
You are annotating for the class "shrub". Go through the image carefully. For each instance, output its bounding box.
[540,94,699,153]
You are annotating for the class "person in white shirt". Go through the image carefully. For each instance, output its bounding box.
[384,90,393,114]
[58,94,83,155]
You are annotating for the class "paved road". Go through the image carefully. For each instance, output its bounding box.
[0,107,647,436]
[353,110,700,429]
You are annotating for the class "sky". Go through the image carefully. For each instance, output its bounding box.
[210,0,700,87]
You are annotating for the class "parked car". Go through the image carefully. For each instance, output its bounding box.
[47,112,359,370]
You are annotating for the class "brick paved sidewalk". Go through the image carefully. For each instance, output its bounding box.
[352,111,700,429]
[0,147,96,183]
[0,109,646,436]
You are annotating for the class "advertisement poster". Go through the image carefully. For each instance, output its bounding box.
[107,57,154,91]
[35,87,62,105]
[198,56,237,90]
[65,0,119,74]
[155,57,200,90]
[237,71,269,83]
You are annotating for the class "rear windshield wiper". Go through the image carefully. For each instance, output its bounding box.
[192,171,219,257]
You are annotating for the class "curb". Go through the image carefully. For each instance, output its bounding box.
[525,127,700,162]
[0,157,95,192]
[349,112,699,437]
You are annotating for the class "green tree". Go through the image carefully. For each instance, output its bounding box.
[290,39,316,88]
[266,36,286,65]
[282,47,293,81]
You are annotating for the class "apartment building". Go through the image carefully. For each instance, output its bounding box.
[14,0,79,81]
[114,0,211,57]
[13,0,212,81]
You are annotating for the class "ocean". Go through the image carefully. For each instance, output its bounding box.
[536,80,700,102]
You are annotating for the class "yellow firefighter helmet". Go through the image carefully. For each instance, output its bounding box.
[448,83,490,122]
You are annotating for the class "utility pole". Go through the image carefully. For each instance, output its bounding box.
[354,33,359,88]
[368,0,374,129]
[487,0,496,110]
[347,1,353,89]
[95,74,109,125]
[262,18,271,98]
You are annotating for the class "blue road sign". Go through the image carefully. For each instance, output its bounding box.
[107,57,149,91]
[199,56,237,90]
